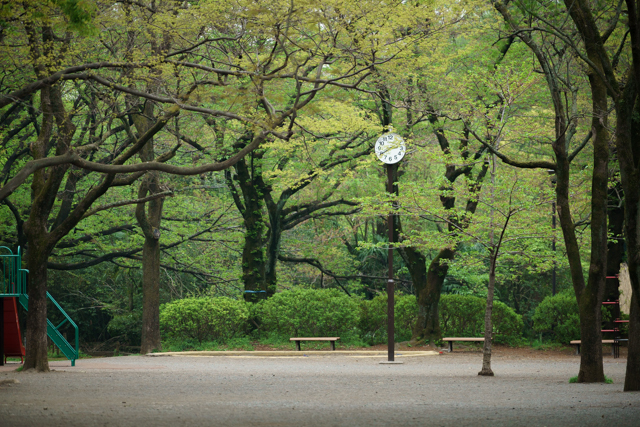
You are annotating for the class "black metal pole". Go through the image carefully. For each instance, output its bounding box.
[387,164,395,362]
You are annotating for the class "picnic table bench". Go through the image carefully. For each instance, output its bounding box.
[570,340,623,356]
[290,337,340,351]
[442,337,485,352]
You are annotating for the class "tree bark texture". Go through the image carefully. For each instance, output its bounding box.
[134,104,164,354]
[624,292,640,391]
[479,257,496,376]
[228,157,268,302]
[22,240,51,372]
[617,68,640,391]
[577,62,609,383]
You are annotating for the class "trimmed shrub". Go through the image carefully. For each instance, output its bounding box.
[255,288,359,338]
[358,293,417,344]
[532,291,580,343]
[440,294,523,344]
[160,296,249,343]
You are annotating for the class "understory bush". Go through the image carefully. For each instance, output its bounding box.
[107,310,142,346]
[160,296,249,343]
[254,288,359,339]
[358,293,418,344]
[532,291,580,343]
[440,294,523,344]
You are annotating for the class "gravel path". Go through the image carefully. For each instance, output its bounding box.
[0,352,638,426]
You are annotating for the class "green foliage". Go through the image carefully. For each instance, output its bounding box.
[254,288,359,338]
[107,310,142,346]
[439,294,523,344]
[532,291,580,343]
[358,293,417,344]
[160,297,249,343]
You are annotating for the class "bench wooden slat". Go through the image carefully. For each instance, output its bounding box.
[442,337,485,352]
[290,337,340,341]
[570,340,620,356]
[290,337,340,351]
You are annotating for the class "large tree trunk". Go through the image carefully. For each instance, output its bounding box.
[133,105,164,354]
[228,157,268,302]
[618,66,640,391]
[140,236,161,353]
[22,237,51,372]
[404,248,450,344]
[624,292,640,390]
[575,62,609,383]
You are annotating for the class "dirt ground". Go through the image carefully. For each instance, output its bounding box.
[0,346,638,426]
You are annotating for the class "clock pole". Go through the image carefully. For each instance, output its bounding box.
[386,162,395,362]
[374,129,405,364]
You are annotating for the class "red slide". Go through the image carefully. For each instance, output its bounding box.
[3,297,25,363]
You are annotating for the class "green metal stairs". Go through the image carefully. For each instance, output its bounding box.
[1,247,78,366]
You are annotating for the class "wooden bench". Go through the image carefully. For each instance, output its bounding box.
[570,340,619,356]
[290,337,340,351]
[442,337,484,352]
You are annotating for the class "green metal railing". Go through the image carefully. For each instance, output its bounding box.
[1,247,78,366]
[17,291,79,366]
[1,246,25,296]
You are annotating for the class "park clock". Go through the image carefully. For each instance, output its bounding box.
[375,133,406,164]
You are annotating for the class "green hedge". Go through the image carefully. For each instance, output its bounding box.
[532,291,580,343]
[440,294,523,344]
[254,288,360,338]
[358,293,417,344]
[160,296,249,343]
[157,290,524,346]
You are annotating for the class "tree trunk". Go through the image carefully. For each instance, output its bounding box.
[406,248,451,344]
[618,75,640,391]
[133,105,164,354]
[229,158,267,302]
[140,237,161,354]
[575,64,609,383]
[479,255,496,376]
[22,238,50,372]
[624,291,640,391]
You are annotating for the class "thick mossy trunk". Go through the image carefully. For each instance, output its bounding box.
[241,214,266,302]
[230,158,268,303]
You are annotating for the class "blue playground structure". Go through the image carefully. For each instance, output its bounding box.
[0,246,78,366]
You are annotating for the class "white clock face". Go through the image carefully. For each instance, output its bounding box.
[375,133,405,164]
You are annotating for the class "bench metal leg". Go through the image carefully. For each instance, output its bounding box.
[331,341,335,351]
[448,341,453,353]
[575,344,580,355]
[295,340,301,351]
